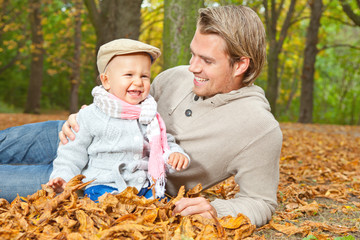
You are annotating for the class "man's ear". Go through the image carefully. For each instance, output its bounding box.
[233,57,250,77]
[100,73,110,90]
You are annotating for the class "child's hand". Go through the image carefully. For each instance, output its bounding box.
[167,152,189,171]
[47,177,67,193]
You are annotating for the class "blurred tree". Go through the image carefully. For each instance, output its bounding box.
[298,0,323,123]
[0,1,27,75]
[41,1,96,110]
[340,0,360,26]
[311,0,360,125]
[0,1,32,111]
[340,0,360,125]
[25,0,44,114]
[264,3,305,121]
[163,0,204,69]
[263,0,298,115]
[69,0,82,113]
[84,0,143,75]
[140,0,164,77]
[1,0,359,125]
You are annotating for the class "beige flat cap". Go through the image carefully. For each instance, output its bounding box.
[97,39,161,73]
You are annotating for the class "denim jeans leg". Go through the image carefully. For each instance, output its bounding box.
[0,120,65,202]
[0,164,53,202]
[0,120,65,164]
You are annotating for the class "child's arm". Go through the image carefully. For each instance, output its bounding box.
[47,177,67,193]
[50,107,95,184]
[164,133,191,173]
[167,152,189,171]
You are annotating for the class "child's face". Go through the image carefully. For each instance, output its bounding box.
[100,53,152,105]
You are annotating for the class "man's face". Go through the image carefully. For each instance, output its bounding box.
[188,29,242,98]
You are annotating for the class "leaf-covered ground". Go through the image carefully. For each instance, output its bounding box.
[0,113,359,239]
[257,123,359,239]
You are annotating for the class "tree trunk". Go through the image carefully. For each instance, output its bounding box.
[340,0,360,26]
[97,0,142,47]
[84,0,142,76]
[298,0,323,123]
[263,0,297,115]
[25,0,44,114]
[70,0,82,114]
[285,68,300,113]
[266,45,280,114]
[163,0,204,70]
[339,0,360,125]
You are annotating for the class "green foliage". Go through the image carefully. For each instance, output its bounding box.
[140,0,164,78]
[0,0,359,125]
[0,101,21,113]
[0,0,31,109]
[205,0,243,6]
[334,235,355,240]
[302,235,318,240]
[272,0,360,125]
[314,44,360,125]
[312,0,360,125]
[302,234,356,240]
[275,8,307,122]
[162,0,204,69]
[0,0,96,112]
[40,1,96,110]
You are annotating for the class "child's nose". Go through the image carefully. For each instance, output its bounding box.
[133,76,143,86]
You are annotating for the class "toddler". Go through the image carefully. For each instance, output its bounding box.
[47,39,190,201]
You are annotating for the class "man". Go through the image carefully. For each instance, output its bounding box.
[61,5,282,227]
[0,5,282,227]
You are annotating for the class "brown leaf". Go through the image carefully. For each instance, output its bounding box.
[269,219,311,236]
[302,220,358,234]
[185,183,202,197]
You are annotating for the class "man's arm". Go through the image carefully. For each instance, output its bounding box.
[210,126,282,227]
[59,105,88,144]
[172,126,281,226]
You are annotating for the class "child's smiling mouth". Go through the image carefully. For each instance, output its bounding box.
[127,90,143,96]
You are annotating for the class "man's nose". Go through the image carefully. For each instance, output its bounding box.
[188,56,201,73]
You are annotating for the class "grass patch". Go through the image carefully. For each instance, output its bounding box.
[0,101,21,113]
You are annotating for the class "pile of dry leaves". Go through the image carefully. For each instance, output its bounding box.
[262,123,359,239]
[0,114,359,239]
[0,175,256,239]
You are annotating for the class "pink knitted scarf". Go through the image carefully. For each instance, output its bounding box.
[92,86,169,198]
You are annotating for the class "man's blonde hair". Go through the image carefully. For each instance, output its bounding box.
[197,5,266,86]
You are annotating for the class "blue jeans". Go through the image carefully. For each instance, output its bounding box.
[0,120,65,202]
[84,185,118,202]
[85,184,154,202]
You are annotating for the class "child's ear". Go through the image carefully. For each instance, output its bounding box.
[100,73,110,90]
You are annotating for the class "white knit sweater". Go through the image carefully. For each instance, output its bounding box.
[50,104,188,193]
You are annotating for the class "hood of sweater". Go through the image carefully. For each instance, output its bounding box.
[157,65,272,113]
[201,84,271,112]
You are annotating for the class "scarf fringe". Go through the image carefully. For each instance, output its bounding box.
[148,174,166,199]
